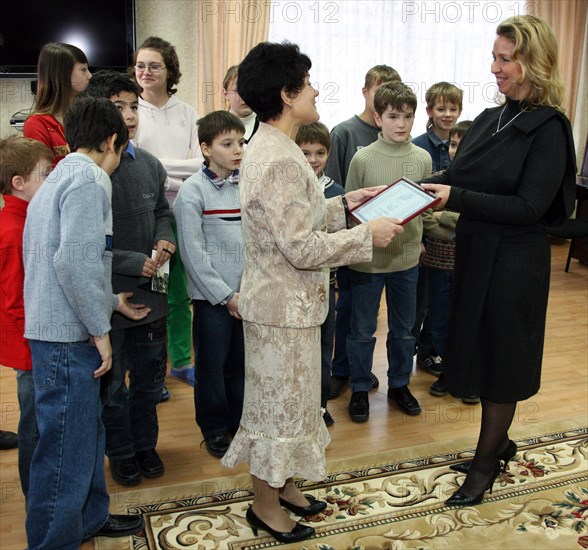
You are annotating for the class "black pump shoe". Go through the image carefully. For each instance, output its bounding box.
[450,440,518,474]
[279,494,327,516]
[246,506,315,543]
[445,461,502,507]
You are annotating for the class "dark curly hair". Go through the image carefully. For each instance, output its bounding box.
[85,70,141,100]
[133,36,182,96]
[237,42,311,122]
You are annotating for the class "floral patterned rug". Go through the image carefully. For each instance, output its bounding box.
[98,422,587,549]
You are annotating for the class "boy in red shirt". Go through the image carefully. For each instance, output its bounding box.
[0,136,52,497]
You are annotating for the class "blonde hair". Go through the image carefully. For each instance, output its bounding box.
[496,15,564,111]
[0,136,52,194]
[364,65,401,89]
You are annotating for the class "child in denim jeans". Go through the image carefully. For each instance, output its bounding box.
[296,121,345,427]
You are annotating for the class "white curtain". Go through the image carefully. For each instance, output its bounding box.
[268,0,527,133]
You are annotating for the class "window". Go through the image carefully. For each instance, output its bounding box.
[269,0,528,133]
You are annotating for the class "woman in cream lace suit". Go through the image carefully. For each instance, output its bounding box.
[221,42,404,544]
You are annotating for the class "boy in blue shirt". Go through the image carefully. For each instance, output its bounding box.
[23,97,147,549]
[296,121,346,427]
[175,111,246,458]
[412,83,463,375]
[86,71,175,487]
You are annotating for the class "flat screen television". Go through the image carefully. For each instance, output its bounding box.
[0,0,136,79]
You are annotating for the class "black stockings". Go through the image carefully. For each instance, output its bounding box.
[459,398,517,496]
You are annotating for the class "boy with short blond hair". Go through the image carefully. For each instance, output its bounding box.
[0,135,52,496]
[326,65,402,186]
[175,110,246,458]
[345,81,432,423]
[296,121,345,427]
[325,65,402,401]
[413,82,463,172]
[412,82,462,377]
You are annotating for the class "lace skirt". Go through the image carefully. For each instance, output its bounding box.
[221,322,330,488]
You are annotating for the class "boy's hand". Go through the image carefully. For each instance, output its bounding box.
[422,184,450,209]
[89,333,112,378]
[115,292,151,320]
[153,240,176,267]
[141,256,158,277]
[345,186,387,205]
[225,293,242,320]
[367,218,404,248]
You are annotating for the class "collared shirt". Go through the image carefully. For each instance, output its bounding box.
[412,128,450,172]
[202,165,239,189]
[124,140,136,159]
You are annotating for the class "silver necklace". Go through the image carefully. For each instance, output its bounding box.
[493,104,526,135]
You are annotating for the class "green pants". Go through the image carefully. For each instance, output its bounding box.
[168,225,193,368]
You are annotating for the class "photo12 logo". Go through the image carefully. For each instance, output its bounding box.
[199,1,340,24]
[401,1,535,24]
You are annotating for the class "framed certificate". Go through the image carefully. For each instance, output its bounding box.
[349,177,441,225]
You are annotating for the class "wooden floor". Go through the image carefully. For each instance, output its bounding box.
[1,241,586,549]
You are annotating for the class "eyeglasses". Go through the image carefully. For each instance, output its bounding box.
[134,63,167,74]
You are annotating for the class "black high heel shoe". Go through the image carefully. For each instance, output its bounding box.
[279,494,327,516]
[450,440,518,474]
[246,506,315,543]
[445,461,502,507]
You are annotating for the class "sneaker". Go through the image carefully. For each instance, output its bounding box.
[370,371,380,390]
[160,386,171,402]
[348,391,369,422]
[170,366,195,386]
[462,396,481,404]
[417,354,443,376]
[329,375,348,400]
[429,375,448,397]
[323,409,335,427]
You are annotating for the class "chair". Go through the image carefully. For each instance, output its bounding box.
[547,218,588,272]
[547,134,588,272]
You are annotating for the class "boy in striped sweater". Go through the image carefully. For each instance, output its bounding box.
[345,81,432,422]
[174,111,246,458]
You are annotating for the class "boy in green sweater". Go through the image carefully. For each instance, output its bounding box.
[345,81,432,422]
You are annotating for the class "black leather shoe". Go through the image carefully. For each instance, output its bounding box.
[0,430,18,450]
[323,409,335,427]
[89,514,144,539]
[246,506,314,543]
[451,440,518,474]
[204,434,231,458]
[109,456,142,486]
[348,391,369,422]
[279,494,327,516]
[136,448,164,478]
[388,386,421,415]
[445,461,502,507]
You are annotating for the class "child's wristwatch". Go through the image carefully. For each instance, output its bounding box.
[219,292,235,306]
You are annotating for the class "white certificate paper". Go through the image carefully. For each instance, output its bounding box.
[350,178,440,225]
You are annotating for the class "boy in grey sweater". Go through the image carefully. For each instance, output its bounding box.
[174,111,245,458]
[23,97,148,548]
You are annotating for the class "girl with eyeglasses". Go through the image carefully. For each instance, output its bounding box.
[131,36,202,390]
